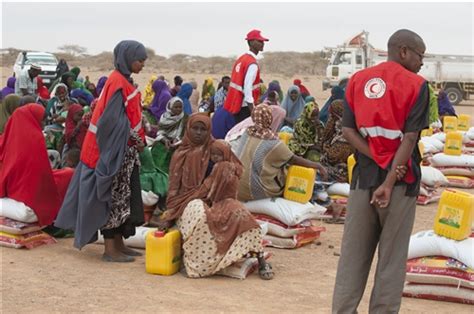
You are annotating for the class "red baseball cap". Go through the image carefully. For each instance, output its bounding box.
[245,29,269,42]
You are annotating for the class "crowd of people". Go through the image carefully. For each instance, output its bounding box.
[0,28,461,312]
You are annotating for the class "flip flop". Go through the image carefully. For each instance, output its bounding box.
[259,262,274,280]
[102,254,135,263]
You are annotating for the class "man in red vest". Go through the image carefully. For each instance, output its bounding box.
[212,29,269,139]
[332,29,429,313]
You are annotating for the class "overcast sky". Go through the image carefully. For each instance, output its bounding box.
[2,2,473,57]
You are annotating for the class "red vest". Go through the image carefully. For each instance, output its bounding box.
[81,70,144,169]
[346,61,425,183]
[224,53,261,114]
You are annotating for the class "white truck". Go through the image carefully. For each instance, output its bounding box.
[322,31,474,105]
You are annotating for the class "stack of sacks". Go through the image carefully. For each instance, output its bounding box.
[418,166,448,205]
[404,230,474,304]
[327,183,350,205]
[0,198,56,249]
[244,198,326,249]
[420,134,445,157]
[465,127,474,154]
[429,153,474,188]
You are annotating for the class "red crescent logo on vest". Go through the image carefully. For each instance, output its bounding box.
[364,78,386,99]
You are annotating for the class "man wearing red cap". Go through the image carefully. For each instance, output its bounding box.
[212,29,269,139]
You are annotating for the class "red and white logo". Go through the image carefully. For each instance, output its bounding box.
[364,78,386,99]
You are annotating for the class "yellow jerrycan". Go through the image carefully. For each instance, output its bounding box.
[278,132,293,145]
[284,165,316,204]
[420,127,433,137]
[146,229,181,276]
[347,154,356,184]
[457,114,471,131]
[434,189,474,241]
[443,116,458,133]
[443,131,463,156]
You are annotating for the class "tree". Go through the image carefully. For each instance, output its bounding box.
[57,44,88,56]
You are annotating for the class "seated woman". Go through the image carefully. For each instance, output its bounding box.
[148,79,172,124]
[235,104,327,202]
[288,101,325,162]
[1,77,16,99]
[45,83,73,151]
[162,128,273,279]
[320,100,355,182]
[176,83,194,116]
[280,85,306,127]
[142,75,158,108]
[150,97,188,174]
[0,104,74,227]
[319,86,345,124]
[224,91,286,144]
[0,94,20,134]
[438,89,457,120]
[64,104,87,152]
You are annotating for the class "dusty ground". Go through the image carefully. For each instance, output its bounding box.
[1,67,473,313]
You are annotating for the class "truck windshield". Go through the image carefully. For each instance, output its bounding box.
[25,56,57,65]
[333,52,352,65]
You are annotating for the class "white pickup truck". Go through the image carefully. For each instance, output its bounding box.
[13,51,58,87]
[322,31,474,105]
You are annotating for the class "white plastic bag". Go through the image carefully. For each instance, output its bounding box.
[407,230,473,269]
[0,198,38,223]
[327,183,350,197]
[430,153,474,168]
[244,198,326,226]
[421,166,449,187]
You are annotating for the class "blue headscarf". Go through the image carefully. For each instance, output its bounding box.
[113,40,147,79]
[280,85,306,121]
[437,91,456,116]
[176,83,193,115]
[320,86,345,124]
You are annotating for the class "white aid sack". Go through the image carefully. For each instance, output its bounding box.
[420,136,444,152]
[0,198,38,223]
[141,190,159,206]
[467,127,474,140]
[407,230,473,269]
[430,132,446,143]
[244,198,326,226]
[327,183,350,197]
[421,166,449,187]
[96,226,155,249]
[430,153,474,168]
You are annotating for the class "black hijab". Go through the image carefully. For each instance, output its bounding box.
[113,40,148,79]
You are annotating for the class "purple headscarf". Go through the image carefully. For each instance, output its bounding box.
[260,81,282,102]
[438,91,456,116]
[96,76,108,97]
[1,77,16,99]
[149,80,172,120]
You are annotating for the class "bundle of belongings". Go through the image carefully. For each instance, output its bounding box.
[0,198,56,249]
[404,230,473,304]
[244,198,326,249]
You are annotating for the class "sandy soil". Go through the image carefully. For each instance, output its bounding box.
[1,67,473,313]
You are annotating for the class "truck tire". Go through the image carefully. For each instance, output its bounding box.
[444,87,463,106]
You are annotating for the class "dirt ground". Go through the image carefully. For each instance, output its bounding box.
[1,67,473,313]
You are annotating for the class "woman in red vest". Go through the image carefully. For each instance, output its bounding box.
[55,40,147,263]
